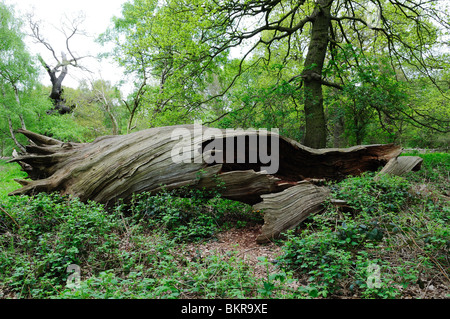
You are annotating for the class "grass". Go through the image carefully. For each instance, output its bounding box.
[0,153,449,299]
[0,160,28,200]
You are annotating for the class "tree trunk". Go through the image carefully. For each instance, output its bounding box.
[333,114,346,147]
[302,0,333,148]
[7,116,26,153]
[100,101,119,135]
[254,181,330,243]
[12,86,26,130]
[108,110,120,135]
[9,124,402,241]
[39,54,72,115]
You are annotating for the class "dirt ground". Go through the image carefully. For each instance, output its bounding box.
[185,225,286,281]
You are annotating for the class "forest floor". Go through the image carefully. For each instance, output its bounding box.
[187,224,449,299]
[1,153,449,299]
[185,225,284,281]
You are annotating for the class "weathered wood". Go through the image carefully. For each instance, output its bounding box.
[374,156,423,181]
[254,181,330,243]
[8,125,404,241]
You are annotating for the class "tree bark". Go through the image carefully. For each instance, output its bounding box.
[8,124,402,241]
[302,0,333,148]
[255,181,330,243]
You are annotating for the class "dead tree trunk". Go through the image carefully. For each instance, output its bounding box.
[38,54,73,115]
[29,15,90,115]
[9,125,403,242]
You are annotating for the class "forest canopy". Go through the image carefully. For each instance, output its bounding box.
[1,0,450,156]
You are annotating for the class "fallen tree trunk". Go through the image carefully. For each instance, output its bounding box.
[9,125,402,242]
[374,156,423,180]
[254,181,330,243]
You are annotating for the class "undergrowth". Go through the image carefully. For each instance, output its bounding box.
[278,153,450,298]
[0,187,266,299]
[0,153,449,299]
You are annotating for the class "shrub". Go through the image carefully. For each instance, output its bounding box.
[129,187,258,242]
[0,193,125,298]
[401,152,450,193]
[276,173,438,299]
[331,172,412,217]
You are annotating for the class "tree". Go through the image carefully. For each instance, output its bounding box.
[99,0,227,131]
[9,125,405,242]
[104,0,450,148]
[75,78,124,136]
[326,52,410,145]
[0,2,38,153]
[28,13,92,115]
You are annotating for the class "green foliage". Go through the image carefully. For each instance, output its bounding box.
[400,77,450,149]
[34,112,93,143]
[331,172,412,216]
[95,0,450,147]
[98,0,226,128]
[256,256,301,298]
[0,191,264,299]
[67,80,127,137]
[279,231,356,298]
[55,250,260,299]
[0,193,124,298]
[277,169,449,298]
[0,161,27,201]
[214,58,306,141]
[129,187,259,242]
[401,152,450,194]
[0,2,41,153]
[0,3,37,90]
